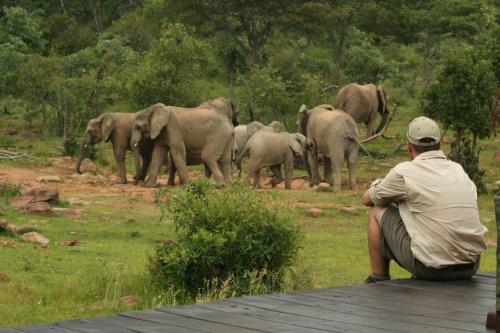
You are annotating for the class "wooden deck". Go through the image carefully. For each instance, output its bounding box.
[2,272,495,333]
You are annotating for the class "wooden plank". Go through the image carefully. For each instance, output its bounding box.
[0,329,26,333]
[259,292,487,332]
[302,285,492,314]
[475,272,495,278]
[229,295,478,333]
[469,275,496,285]
[380,279,495,297]
[161,305,339,333]
[197,300,397,333]
[56,319,130,333]
[121,310,264,333]
[90,316,202,333]
[15,325,80,333]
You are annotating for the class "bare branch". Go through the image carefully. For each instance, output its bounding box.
[360,105,397,144]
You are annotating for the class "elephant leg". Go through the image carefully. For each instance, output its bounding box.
[347,147,359,189]
[204,163,212,178]
[167,156,176,186]
[202,149,226,188]
[135,151,150,183]
[145,145,167,188]
[170,147,188,185]
[308,151,320,185]
[236,158,242,177]
[219,140,234,185]
[329,153,344,192]
[323,157,333,185]
[366,114,378,138]
[253,168,262,189]
[284,154,294,189]
[269,165,282,187]
[113,148,127,184]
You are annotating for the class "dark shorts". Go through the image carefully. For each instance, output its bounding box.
[380,207,479,280]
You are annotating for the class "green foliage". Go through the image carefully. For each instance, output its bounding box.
[0,182,20,200]
[151,179,302,302]
[128,23,212,107]
[422,44,495,193]
[422,45,495,140]
[45,14,97,55]
[449,139,486,194]
[63,136,78,157]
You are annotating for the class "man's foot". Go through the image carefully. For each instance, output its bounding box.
[364,273,390,284]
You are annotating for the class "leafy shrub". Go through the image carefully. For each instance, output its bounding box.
[150,179,302,303]
[63,136,78,157]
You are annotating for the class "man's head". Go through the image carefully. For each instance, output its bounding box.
[407,116,441,157]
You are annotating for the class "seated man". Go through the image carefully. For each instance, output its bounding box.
[362,116,487,282]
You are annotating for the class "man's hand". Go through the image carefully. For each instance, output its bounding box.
[362,179,381,207]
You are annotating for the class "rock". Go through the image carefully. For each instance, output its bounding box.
[79,159,97,173]
[481,217,493,224]
[24,202,52,215]
[21,232,50,247]
[35,175,62,183]
[0,237,21,247]
[311,185,319,191]
[316,182,332,192]
[495,151,500,159]
[28,188,59,203]
[120,295,139,307]
[10,196,34,209]
[59,239,82,246]
[53,208,82,219]
[339,206,357,215]
[71,173,107,186]
[307,208,323,217]
[68,198,91,206]
[494,180,500,189]
[0,272,10,282]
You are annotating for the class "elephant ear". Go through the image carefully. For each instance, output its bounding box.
[377,85,387,115]
[289,133,305,154]
[149,104,170,139]
[298,104,309,136]
[100,114,115,142]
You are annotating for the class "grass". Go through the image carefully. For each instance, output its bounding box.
[0,103,498,328]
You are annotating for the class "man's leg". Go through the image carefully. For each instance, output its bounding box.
[368,206,390,279]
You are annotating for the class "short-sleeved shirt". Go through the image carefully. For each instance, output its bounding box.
[370,150,487,269]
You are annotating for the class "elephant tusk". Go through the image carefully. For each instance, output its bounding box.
[84,144,88,149]
[134,142,138,148]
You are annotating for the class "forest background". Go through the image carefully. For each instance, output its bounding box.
[1,0,499,144]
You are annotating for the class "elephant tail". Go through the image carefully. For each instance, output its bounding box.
[346,135,372,159]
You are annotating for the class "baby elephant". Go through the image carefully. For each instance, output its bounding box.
[240,131,313,189]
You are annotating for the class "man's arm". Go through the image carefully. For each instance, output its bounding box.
[362,170,407,207]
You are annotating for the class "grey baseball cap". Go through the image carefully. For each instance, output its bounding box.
[407,116,441,146]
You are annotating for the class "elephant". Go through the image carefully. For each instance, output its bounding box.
[239,129,313,189]
[76,112,153,184]
[130,98,237,188]
[335,83,389,138]
[298,104,361,191]
[232,120,284,175]
[165,152,211,185]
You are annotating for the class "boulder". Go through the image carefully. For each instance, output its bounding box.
[10,196,34,209]
[68,197,91,206]
[21,231,50,247]
[24,202,52,215]
[316,182,332,192]
[307,208,323,217]
[79,159,97,173]
[28,188,59,203]
[53,207,82,219]
[339,206,357,215]
[35,175,62,183]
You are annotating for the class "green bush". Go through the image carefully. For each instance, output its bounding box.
[150,179,302,303]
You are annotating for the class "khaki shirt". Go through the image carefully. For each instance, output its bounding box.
[371,150,487,268]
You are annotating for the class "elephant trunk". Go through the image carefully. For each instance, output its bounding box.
[75,142,89,174]
[374,108,389,134]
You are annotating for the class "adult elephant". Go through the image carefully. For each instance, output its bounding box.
[131,98,237,188]
[335,83,389,138]
[76,112,153,184]
[239,130,313,189]
[298,104,361,191]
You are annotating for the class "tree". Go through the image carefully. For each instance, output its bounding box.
[422,45,495,192]
[127,23,212,108]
